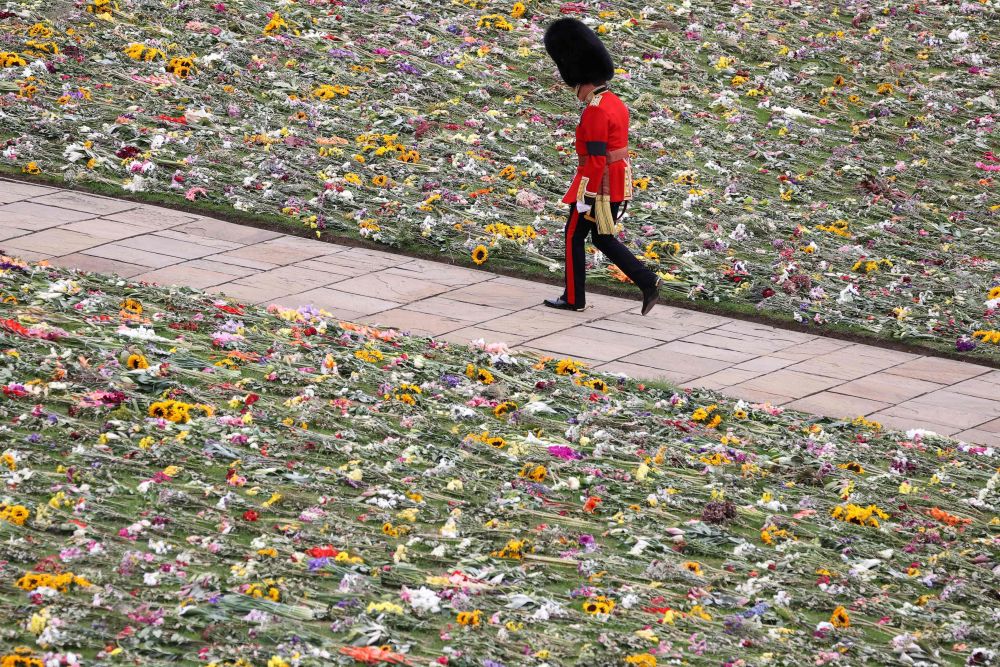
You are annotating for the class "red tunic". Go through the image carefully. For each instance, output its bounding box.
[562,88,632,208]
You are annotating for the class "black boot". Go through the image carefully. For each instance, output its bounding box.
[543,296,585,311]
[641,278,661,316]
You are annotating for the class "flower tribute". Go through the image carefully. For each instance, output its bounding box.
[0,254,997,664]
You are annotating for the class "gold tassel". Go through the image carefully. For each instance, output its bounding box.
[594,196,615,235]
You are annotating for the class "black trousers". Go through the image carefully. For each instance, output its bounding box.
[562,202,657,307]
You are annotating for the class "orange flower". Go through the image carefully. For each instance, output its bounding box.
[583,496,601,513]
[338,646,412,665]
[608,265,631,283]
[928,507,972,527]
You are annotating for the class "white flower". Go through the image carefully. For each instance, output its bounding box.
[122,175,148,193]
[629,539,649,556]
[948,29,969,42]
[837,283,859,303]
[521,401,555,415]
[405,586,441,614]
[439,517,458,538]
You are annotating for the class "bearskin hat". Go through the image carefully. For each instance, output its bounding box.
[543,18,615,87]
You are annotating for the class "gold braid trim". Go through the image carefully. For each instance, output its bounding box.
[594,195,615,235]
[576,176,590,204]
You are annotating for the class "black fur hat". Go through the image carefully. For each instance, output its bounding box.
[543,18,615,87]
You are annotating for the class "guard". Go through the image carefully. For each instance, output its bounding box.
[542,17,661,315]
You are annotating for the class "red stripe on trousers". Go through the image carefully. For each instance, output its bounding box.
[565,206,579,305]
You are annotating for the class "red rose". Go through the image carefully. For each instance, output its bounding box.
[762,288,775,298]
[243,510,259,522]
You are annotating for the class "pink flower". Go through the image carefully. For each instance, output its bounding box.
[548,445,582,460]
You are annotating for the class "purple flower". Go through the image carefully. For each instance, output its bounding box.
[956,335,977,352]
[548,445,582,460]
[308,557,330,571]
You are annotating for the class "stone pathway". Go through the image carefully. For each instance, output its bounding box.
[3,178,1000,445]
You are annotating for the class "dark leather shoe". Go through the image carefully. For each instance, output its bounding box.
[544,297,584,311]
[641,278,661,316]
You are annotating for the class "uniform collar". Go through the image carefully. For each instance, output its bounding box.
[583,84,609,104]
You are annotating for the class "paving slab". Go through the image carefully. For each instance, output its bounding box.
[953,428,1000,447]
[480,308,581,338]
[60,218,151,240]
[214,239,331,266]
[208,253,280,272]
[435,327,531,347]
[361,308,472,337]
[732,356,799,373]
[0,180,56,203]
[527,325,659,362]
[0,201,95,230]
[336,270,452,303]
[719,386,795,406]
[119,234,223,260]
[596,360,696,385]
[83,244,182,270]
[679,330,796,356]
[280,287,400,317]
[895,389,1000,426]
[134,265,236,289]
[102,206,200,229]
[589,310,716,342]
[0,228,30,243]
[228,266,345,296]
[211,281,296,306]
[384,259,493,288]
[870,399,994,432]
[866,411,962,437]
[4,248,51,261]
[687,368,765,391]
[771,337,853,361]
[619,346,731,379]
[784,392,892,420]
[786,347,907,381]
[733,369,843,398]
[885,357,991,385]
[174,219,283,245]
[30,191,137,216]
[294,255,380,277]
[403,296,511,324]
[155,229,245,253]
[829,372,943,404]
[47,253,152,278]
[4,228,105,255]
[447,279,551,311]
[714,319,817,345]
[975,417,1000,434]
[657,340,758,364]
[181,258,260,280]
